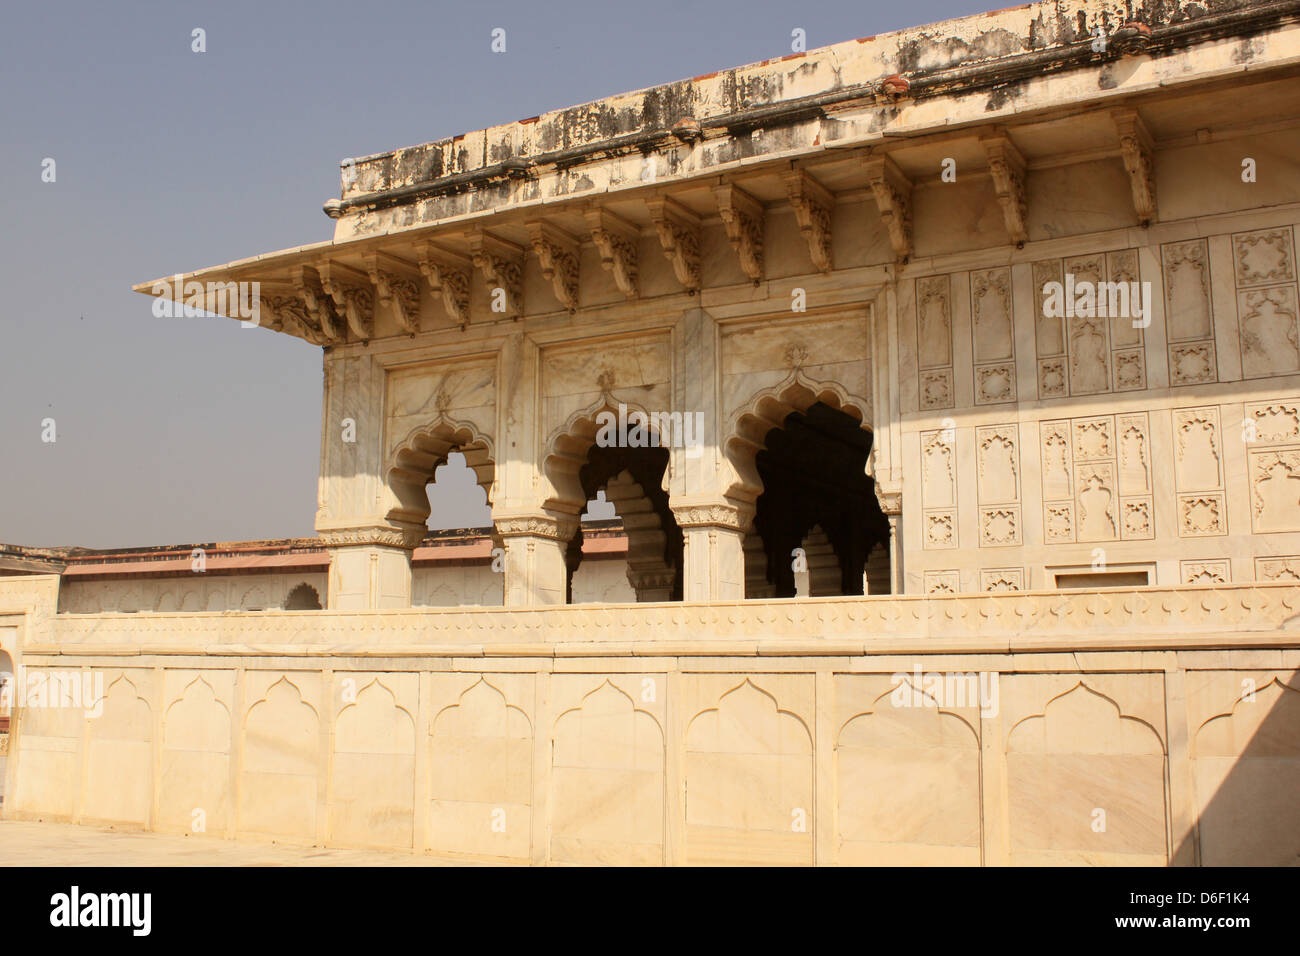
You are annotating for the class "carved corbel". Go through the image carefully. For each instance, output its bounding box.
[363,252,423,335]
[261,291,326,345]
[318,261,375,340]
[290,264,342,344]
[469,231,524,317]
[863,155,913,263]
[714,182,765,283]
[584,206,639,298]
[1112,108,1158,226]
[526,221,581,312]
[980,134,1029,248]
[783,169,833,274]
[414,241,472,329]
[645,195,701,293]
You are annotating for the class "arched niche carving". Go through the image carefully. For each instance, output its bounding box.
[385,417,496,528]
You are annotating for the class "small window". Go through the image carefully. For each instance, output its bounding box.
[1055,570,1150,589]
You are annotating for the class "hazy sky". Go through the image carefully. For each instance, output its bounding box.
[0,0,989,548]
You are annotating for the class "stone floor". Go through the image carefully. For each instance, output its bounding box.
[0,820,481,866]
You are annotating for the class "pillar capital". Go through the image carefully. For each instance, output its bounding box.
[492,512,579,542]
[670,500,754,533]
[317,522,426,551]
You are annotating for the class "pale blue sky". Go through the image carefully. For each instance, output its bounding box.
[0,0,989,547]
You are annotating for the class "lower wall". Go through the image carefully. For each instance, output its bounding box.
[3,578,1299,865]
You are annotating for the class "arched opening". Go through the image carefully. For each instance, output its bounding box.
[545,405,684,604]
[742,400,891,598]
[283,583,322,610]
[387,422,495,532]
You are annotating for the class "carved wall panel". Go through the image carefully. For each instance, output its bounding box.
[1005,679,1168,865]
[1233,227,1300,379]
[924,570,961,594]
[684,676,814,865]
[1249,449,1300,533]
[1033,250,1147,399]
[981,568,1025,591]
[1173,406,1226,537]
[1040,413,1152,544]
[976,425,1021,547]
[921,429,957,550]
[1256,555,1300,580]
[834,675,981,865]
[1181,560,1230,584]
[1162,239,1218,386]
[386,357,497,462]
[916,276,954,410]
[160,671,233,834]
[428,675,534,860]
[970,268,1016,405]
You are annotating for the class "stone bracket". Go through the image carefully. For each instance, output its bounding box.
[414,241,472,329]
[714,182,765,283]
[469,230,525,318]
[260,286,326,345]
[784,169,834,274]
[864,155,913,263]
[1113,107,1158,226]
[290,264,343,344]
[646,195,702,293]
[526,221,581,312]
[981,134,1029,247]
[319,260,375,341]
[584,206,639,299]
[363,252,423,335]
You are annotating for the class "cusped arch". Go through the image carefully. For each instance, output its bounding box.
[724,373,872,503]
[543,395,668,514]
[386,416,496,527]
[1006,682,1165,755]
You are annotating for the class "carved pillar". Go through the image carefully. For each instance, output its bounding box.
[876,490,903,596]
[671,502,751,602]
[322,526,422,610]
[494,514,578,606]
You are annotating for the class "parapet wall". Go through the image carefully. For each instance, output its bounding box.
[3,576,1298,865]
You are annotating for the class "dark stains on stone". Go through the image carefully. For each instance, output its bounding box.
[641,81,696,132]
[897,27,1026,75]
[985,79,1025,112]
